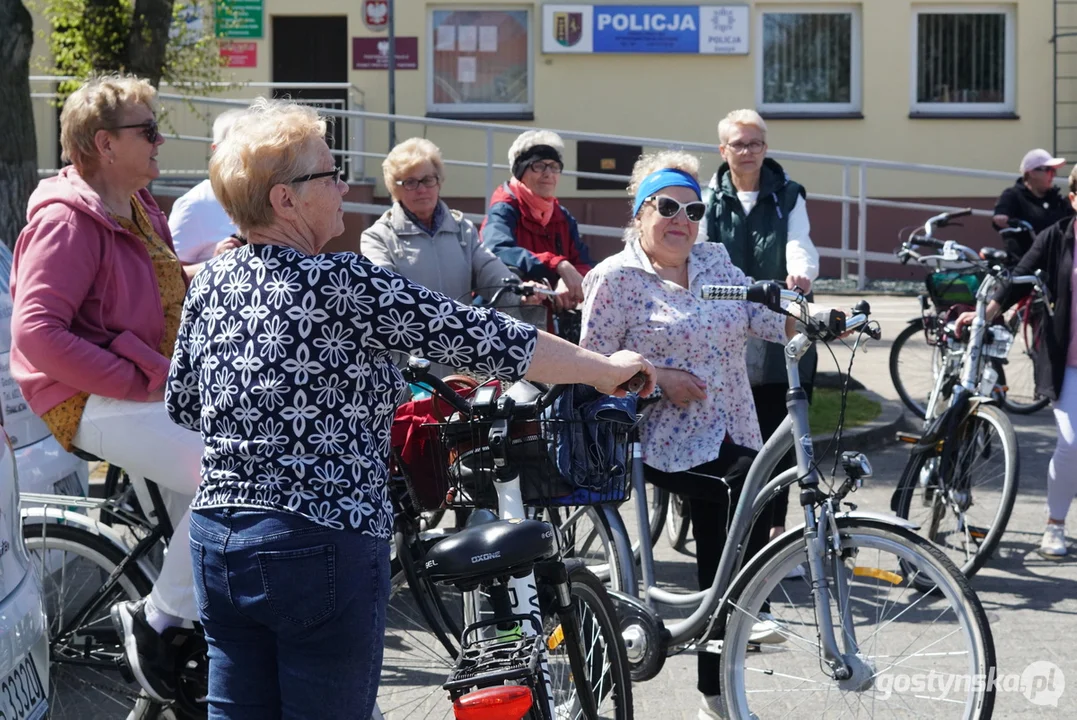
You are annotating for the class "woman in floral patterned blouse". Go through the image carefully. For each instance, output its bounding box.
[579,151,802,719]
[162,98,655,719]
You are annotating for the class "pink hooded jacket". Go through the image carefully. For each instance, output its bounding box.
[10,167,188,417]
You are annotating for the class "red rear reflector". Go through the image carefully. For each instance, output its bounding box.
[453,685,533,720]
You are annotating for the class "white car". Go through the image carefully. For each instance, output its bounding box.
[0,243,89,499]
[0,420,49,719]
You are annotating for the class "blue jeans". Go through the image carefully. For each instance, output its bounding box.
[190,507,390,719]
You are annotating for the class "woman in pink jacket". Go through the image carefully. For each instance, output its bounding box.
[11,75,201,705]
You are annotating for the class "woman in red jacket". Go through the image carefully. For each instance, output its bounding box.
[480,130,593,313]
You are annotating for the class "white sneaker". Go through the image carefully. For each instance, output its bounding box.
[699,694,758,720]
[783,563,807,580]
[749,612,788,645]
[1039,524,1068,558]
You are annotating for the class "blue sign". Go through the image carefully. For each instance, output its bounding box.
[593,6,699,53]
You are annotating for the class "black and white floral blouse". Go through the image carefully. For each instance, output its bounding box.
[165,244,538,539]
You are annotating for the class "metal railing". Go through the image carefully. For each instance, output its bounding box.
[31,79,1028,288]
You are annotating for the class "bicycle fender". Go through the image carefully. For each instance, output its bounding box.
[21,506,160,583]
[835,510,920,532]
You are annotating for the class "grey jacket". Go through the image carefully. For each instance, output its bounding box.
[361,201,520,307]
[362,201,539,377]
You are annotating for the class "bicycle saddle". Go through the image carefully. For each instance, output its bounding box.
[423,518,556,589]
[979,247,1008,264]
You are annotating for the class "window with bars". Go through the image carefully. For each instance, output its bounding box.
[912,10,1014,115]
[758,9,861,114]
[427,8,532,117]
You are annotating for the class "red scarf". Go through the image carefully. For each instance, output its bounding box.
[510,177,555,227]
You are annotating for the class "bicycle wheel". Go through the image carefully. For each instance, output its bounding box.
[893,403,1019,586]
[890,318,944,419]
[666,493,691,553]
[720,518,995,719]
[548,506,629,593]
[1000,308,1050,414]
[23,522,152,719]
[542,562,633,720]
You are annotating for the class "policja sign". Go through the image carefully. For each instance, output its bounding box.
[542,4,748,55]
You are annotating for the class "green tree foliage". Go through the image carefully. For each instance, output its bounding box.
[33,0,227,93]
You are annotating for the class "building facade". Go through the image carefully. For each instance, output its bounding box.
[27,1,1061,277]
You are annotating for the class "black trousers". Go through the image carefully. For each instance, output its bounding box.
[644,443,772,696]
[753,383,814,530]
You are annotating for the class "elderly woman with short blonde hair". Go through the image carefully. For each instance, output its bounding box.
[480,129,593,312]
[702,108,821,545]
[363,138,532,308]
[11,74,206,704]
[166,98,656,718]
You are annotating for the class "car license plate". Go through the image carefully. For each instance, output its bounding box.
[0,655,46,720]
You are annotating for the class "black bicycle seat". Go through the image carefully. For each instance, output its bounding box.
[423,518,556,588]
[979,247,1008,264]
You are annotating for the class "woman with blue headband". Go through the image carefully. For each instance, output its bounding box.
[580,151,831,720]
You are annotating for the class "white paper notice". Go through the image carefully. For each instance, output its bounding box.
[436,25,455,51]
[458,25,478,52]
[479,25,498,52]
[457,56,477,84]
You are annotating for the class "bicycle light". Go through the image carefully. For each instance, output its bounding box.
[841,452,872,481]
[452,685,533,720]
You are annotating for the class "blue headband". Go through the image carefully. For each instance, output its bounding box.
[632,169,702,217]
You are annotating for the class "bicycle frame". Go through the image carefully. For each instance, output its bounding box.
[622,289,879,679]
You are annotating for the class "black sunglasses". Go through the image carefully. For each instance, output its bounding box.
[291,168,343,184]
[107,119,160,144]
[649,195,706,222]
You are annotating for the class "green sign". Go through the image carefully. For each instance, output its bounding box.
[216,0,264,39]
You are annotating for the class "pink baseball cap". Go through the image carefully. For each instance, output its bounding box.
[1019,149,1066,174]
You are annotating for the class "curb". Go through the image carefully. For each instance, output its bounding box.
[811,388,910,451]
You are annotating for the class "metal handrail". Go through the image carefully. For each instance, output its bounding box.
[30,79,1023,287]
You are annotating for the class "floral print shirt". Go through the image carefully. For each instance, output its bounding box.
[580,238,787,473]
[165,244,537,539]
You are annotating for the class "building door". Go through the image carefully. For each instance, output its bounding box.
[272,16,350,177]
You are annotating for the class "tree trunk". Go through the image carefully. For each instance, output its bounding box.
[127,0,177,87]
[0,0,38,250]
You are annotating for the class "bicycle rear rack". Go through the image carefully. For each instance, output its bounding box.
[444,614,545,697]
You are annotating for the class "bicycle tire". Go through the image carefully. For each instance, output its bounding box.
[720,518,996,719]
[22,521,152,719]
[395,529,461,659]
[999,309,1050,415]
[893,403,1019,587]
[541,561,633,720]
[890,318,936,419]
[666,493,691,552]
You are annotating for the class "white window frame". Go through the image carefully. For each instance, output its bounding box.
[755,5,863,116]
[909,5,1016,116]
[426,6,534,117]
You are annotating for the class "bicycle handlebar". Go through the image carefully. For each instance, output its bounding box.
[698,281,878,341]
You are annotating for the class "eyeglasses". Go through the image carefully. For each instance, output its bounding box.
[529,160,563,175]
[107,119,160,144]
[726,140,766,155]
[291,168,343,184]
[395,175,441,191]
[648,195,706,222]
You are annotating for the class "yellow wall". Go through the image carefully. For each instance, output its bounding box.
[28,0,1054,199]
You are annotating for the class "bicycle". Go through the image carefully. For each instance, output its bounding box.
[890,211,1048,418]
[603,282,996,717]
[20,466,208,720]
[888,221,1049,586]
[383,361,636,719]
